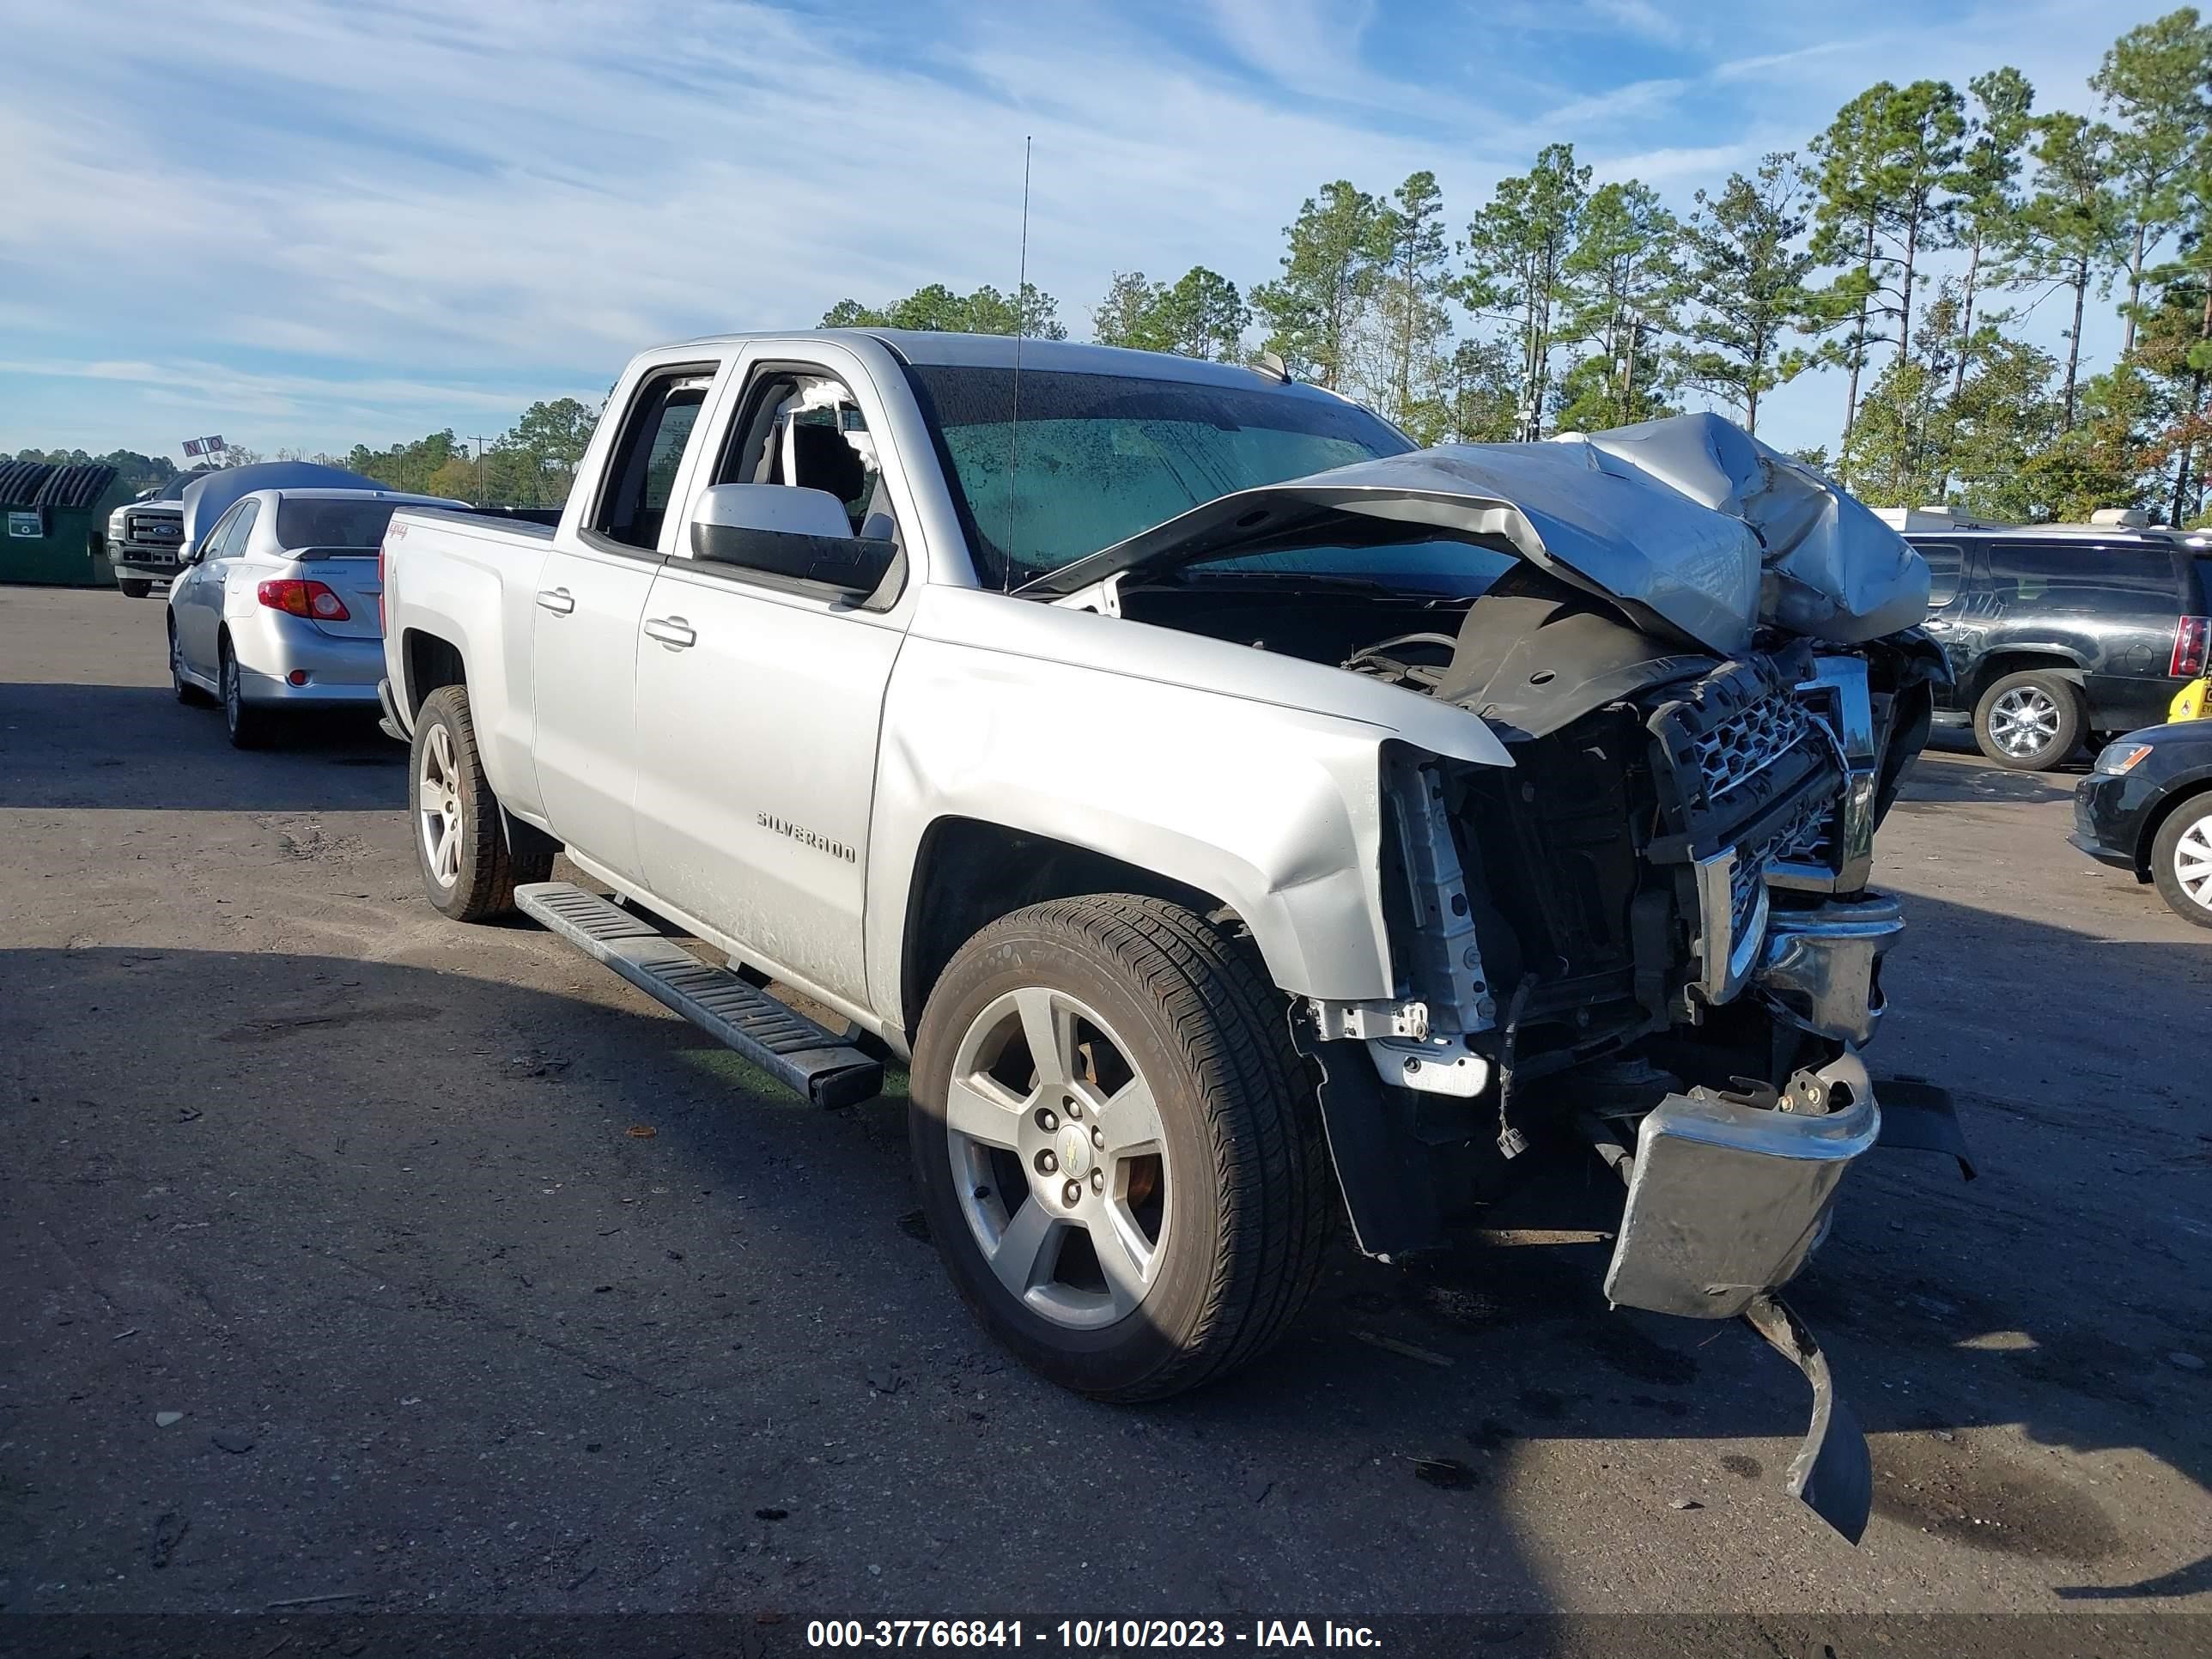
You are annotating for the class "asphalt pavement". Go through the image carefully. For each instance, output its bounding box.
[3,586,2208,1638]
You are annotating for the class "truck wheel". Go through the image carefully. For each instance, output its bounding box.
[119,580,151,599]
[908,894,1331,1403]
[2150,794,2212,928]
[410,684,550,921]
[220,640,276,750]
[1973,670,2081,770]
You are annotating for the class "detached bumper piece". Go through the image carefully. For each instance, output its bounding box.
[516,882,882,1109]
[1741,1292,1873,1542]
[1598,1049,1880,1540]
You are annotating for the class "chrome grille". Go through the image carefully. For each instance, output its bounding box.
[1729,852,1765,947]
[1771,792,1838,869]
[125,511,182,544]
[1694,690,1816,799]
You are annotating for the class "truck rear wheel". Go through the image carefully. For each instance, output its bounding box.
[410,684,552,921]
[908,895,1331,1402]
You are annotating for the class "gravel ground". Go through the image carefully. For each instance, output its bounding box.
[2,585,2207,1631]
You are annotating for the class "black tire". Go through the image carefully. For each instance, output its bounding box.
[409,684,551,921]
[2149,793,2212,928]
[908,894,1331,1403]
[167,619,210,706]
[219,638,276,749]
[119,579,151,599]
[1972,669,2082,770]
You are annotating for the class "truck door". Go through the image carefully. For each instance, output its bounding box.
[531,365,718,880]
[629,360,911,1009]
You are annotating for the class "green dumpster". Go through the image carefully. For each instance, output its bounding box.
[0,461,122,586]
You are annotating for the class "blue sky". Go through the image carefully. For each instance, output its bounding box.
[0,0,2176,464]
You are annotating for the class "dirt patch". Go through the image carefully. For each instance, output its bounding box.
[1872,1435,2126,1561]
[1721,1453,1763,1480]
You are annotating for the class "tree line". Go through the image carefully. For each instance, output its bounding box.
[825,9,2212,526]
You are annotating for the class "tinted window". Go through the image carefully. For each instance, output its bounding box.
[1985,540,2179,616]
[906,365,1412,586]
[1917,541,1964,607]
[276,499,404,549]
[2192,555,2212,612]
[592,368,713,550]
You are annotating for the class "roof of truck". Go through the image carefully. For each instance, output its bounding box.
[670,328,1355,402]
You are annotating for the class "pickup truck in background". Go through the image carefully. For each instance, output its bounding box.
[107,471,207,597]
[378,329,1966,1540]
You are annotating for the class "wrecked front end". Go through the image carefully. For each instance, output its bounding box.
[1057,414,1971,1541]
[1328,617,1958,1540]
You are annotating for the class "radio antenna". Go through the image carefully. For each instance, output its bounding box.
[1004,134,1031,592]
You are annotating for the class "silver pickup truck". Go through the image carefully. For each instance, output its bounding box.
[378,330,1968,1540]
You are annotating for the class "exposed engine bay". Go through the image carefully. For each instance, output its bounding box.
[1050,415,1973,1540]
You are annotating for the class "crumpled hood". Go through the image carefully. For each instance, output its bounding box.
[1030,411,1929,657]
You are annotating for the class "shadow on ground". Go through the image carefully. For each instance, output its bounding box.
[0,681,400,811]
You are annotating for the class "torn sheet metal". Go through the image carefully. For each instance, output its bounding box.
[1742,1291,1874,1542]
[1872,1076,1977,1181]
[1029,413,1929,659]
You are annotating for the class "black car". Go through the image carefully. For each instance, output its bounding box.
[1904,526,2210,771]
[2072,719,2212,927]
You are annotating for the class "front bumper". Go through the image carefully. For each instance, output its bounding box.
[2070,771,2148,875]
[1603,1048,1878,1321]
[1753,892,1904,1046]
[1601,1049,1885,1541]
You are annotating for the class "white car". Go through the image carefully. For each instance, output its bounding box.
[167,487,459,746]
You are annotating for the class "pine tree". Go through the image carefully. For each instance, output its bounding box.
[1948,69,2037,401]
[1675,154,1820,435]
[1458,143,1591,439]
[2091,8,2212,356]
[1373,172,1455,430]
[2014,114,2126,428]
[1250,182,1389,389]
[1557,179,1680,431]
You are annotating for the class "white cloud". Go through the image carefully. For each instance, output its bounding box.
[0,0,2181,460]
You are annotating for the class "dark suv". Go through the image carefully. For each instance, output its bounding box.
[1905,526,2211,770]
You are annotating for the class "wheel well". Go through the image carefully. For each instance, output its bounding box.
[402,629,466,715]
[1966,651,2085,707]
[2137,782,2212,878]
[900,817,1237,1035]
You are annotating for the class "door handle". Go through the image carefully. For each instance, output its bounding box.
[535,586,575,615]
[643,616,696,649]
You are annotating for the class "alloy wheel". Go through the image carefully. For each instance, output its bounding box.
[222,653,241,734]
[2174,811,2212,911]
[417,722,465,889]
[944,985,1169,1329]
[1988,684,2061,759]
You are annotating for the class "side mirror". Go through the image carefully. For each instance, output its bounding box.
[180,542,205,566]
[689,483,896,595]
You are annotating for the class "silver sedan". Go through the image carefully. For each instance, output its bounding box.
[167,487,459,747]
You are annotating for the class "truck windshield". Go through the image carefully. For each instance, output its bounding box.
[276,499,408,550]
[905,364,1412,586]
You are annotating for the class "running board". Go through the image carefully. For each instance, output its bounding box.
[514,882,883,1109]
